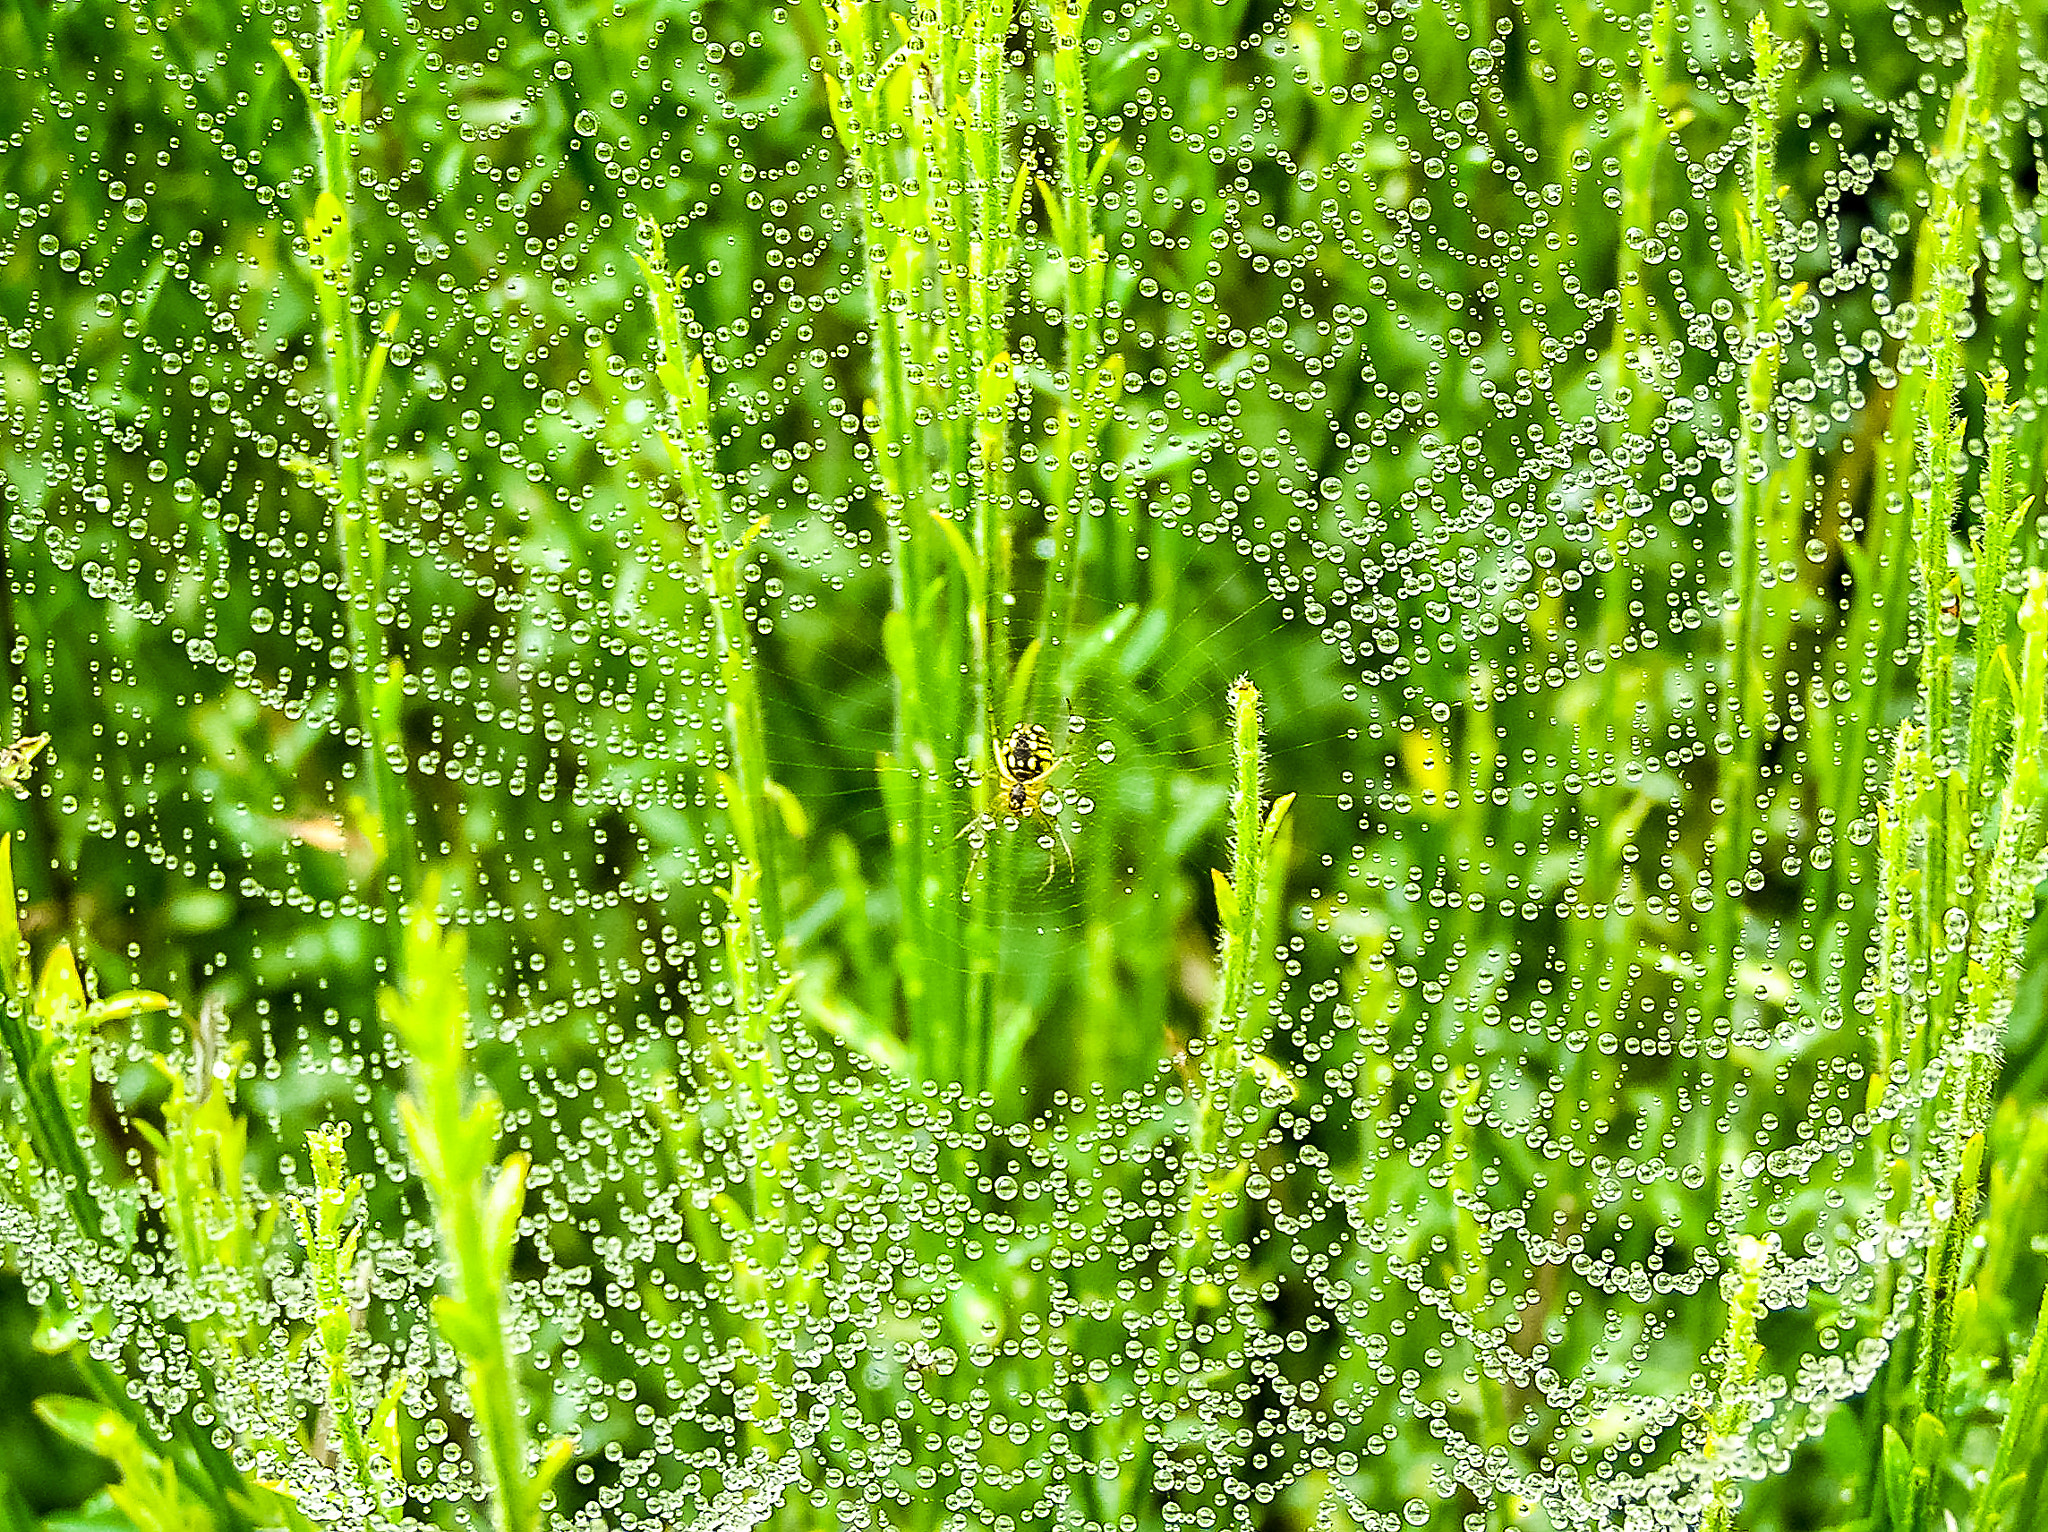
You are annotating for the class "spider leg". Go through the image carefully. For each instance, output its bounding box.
[1037,816,1076,889]
[958,815,990,891]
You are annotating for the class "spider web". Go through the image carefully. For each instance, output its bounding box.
[0,0,2040,1528]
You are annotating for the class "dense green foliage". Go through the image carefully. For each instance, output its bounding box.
[3,0,2048,1528]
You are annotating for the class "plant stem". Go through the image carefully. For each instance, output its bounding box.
[1026,0,1118,724]
[951,0,1024,1095]
[292,1122,392,1521]
[1974,1237,2048,1532]
[1701,15,1792,1070]
[1698,16,1794,1218]
[0,839,260,1532]
[1867,451,2048,1532]
[1813,1,2004,995]
[384,896,575,1532]
[1703,1236,1770,1532]
[636,231,787,947]
[1146,677,1293,1511]
[828,0,1040,1090]
[279,0,419,950]
[825,0,955,1078]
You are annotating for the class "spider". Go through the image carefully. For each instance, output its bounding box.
[959,716,1078,889]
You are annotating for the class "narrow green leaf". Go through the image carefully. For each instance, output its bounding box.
[369,1371,410,1483]
[1881,1423,1913,1524]
[34,1395,113,1455]
[331,29,365,86]
[1261,792,1297,857]
[482,1152,530,1276]
[85,989,173,1026]
[273,39,314,99]
[763,778,808,842]
[1211,868,1239,929]
[1004,638,1042,733]
[0,835,22,1005]
[532,1434,578,1502]
[928,506,982,601]
[430,1293,494,1361]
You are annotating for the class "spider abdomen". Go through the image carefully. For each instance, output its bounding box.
[1004,723,1055,785]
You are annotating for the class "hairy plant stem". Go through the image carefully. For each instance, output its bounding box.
[1143,677,1293,1512]
[705,862,816,1482]
[1703,1236,1770,1532]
